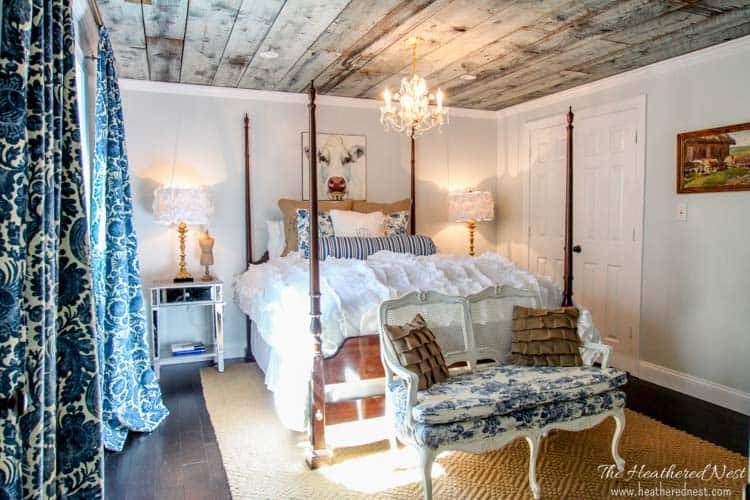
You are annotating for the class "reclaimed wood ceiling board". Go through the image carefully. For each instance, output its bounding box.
[100,0,750,110]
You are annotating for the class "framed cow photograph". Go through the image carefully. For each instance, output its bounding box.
[677,121,750,193]
[302,132,367,200]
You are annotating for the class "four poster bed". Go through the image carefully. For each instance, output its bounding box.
[237,82,579,468]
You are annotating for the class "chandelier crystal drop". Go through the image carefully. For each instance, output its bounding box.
[380,37,448,138]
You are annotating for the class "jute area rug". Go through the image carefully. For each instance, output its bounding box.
[201,363,745,499]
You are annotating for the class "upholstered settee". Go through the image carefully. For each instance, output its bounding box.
[378,287,627,500]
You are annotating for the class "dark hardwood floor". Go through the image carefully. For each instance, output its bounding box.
[104,362,232,500]
[105,363,749,499]
[622,376,749,456]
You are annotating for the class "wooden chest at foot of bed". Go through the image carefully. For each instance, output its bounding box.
[323,335,385,425]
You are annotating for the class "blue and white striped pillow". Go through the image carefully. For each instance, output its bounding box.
[319,235,436,260]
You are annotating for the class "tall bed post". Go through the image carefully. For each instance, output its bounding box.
[410,130,416,234]
[244,114,254,361]
[562,107,574,307]
[306,81,331,468]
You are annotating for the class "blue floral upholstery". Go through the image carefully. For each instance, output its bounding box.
[398,364,626,425]
[393,387,625,449]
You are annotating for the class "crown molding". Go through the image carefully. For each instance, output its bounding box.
[117,78,496,119]
[496,34,750,119]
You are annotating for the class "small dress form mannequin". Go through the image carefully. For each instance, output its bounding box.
[199,230,215,281]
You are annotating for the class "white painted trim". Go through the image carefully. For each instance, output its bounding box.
[224,344,247,361]
[117,78,497,119]
[496,34,750,118]
[639,361,750,416]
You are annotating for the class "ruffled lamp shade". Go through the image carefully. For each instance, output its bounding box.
[153,187,213,282]
[449,191,494,256]
[152,187,213,226]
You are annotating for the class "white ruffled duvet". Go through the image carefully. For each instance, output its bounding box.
[234,251,591,430]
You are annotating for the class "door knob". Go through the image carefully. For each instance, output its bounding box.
[572,245,582,253]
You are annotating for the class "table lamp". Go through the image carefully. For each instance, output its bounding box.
[449,190,494,256]
[153,186,213,282]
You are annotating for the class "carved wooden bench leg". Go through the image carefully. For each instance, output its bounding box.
[525,434,542,500]
[612,409,626,472]
[419,448,437,500]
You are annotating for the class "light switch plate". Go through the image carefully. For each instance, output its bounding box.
[676,202,688,222]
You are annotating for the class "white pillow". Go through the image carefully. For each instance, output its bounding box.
[329,209,385,238]
[266,219,285,259]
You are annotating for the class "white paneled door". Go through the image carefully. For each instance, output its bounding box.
[528,118,567,287]
[526,100,644,373]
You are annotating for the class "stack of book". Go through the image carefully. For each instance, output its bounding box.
[171,342,207,356]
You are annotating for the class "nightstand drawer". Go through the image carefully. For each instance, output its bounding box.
[161,286,213,304]
[151,282,223,307]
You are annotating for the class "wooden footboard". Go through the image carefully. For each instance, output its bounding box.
[309,334,386,467]
[323,335,385,425]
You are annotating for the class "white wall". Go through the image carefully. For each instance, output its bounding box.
[496,37,750,405]
[120,81,497,358]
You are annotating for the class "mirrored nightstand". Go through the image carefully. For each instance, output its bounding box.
[149,280,224,378]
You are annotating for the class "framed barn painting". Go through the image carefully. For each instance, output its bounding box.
[677,121,750,193]
[302,132,367,200]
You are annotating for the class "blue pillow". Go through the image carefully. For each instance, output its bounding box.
[296,209,335,258]
[384,210,410,236]
[320,235,437,260]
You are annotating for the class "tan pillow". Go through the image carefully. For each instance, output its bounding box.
[352,199,411,215]
[384,314,449,390]
[278,199,352,255]
[510,306,582,367]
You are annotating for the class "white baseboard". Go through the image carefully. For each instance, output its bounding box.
[224,344,248,361]
[638,361,750,416]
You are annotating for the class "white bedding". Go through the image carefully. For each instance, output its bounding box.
[234,251,588,430]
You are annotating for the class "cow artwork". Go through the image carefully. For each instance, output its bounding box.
[302,132,367,200]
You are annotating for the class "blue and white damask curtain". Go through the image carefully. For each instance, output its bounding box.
[0,0,103,497]
[90,27,168,452]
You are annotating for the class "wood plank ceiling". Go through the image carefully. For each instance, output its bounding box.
[98,0,750,110]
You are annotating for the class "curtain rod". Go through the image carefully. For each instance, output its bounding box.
[89,0,103,28]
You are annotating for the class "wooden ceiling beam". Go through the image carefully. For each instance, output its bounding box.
[142,0,189,82]
[360,0,610,100]
[236,0,351,90]
[98,0,750,111]
[314,0,454,93]
[212,0,286,88]
[179,0,243,85]
[275,0,405,93]
[328,0,515,98]
[568,8,750,78]
[97,0,148,79]
[447,0,690,105]
[481,6,750,110]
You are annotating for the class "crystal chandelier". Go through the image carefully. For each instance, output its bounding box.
[380,37,448,138]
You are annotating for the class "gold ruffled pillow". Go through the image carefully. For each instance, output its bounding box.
[510,306,582,367]
[384,314,449,390]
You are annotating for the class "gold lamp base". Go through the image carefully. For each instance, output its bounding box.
[466,220,477,256]
[174,221,194,283]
